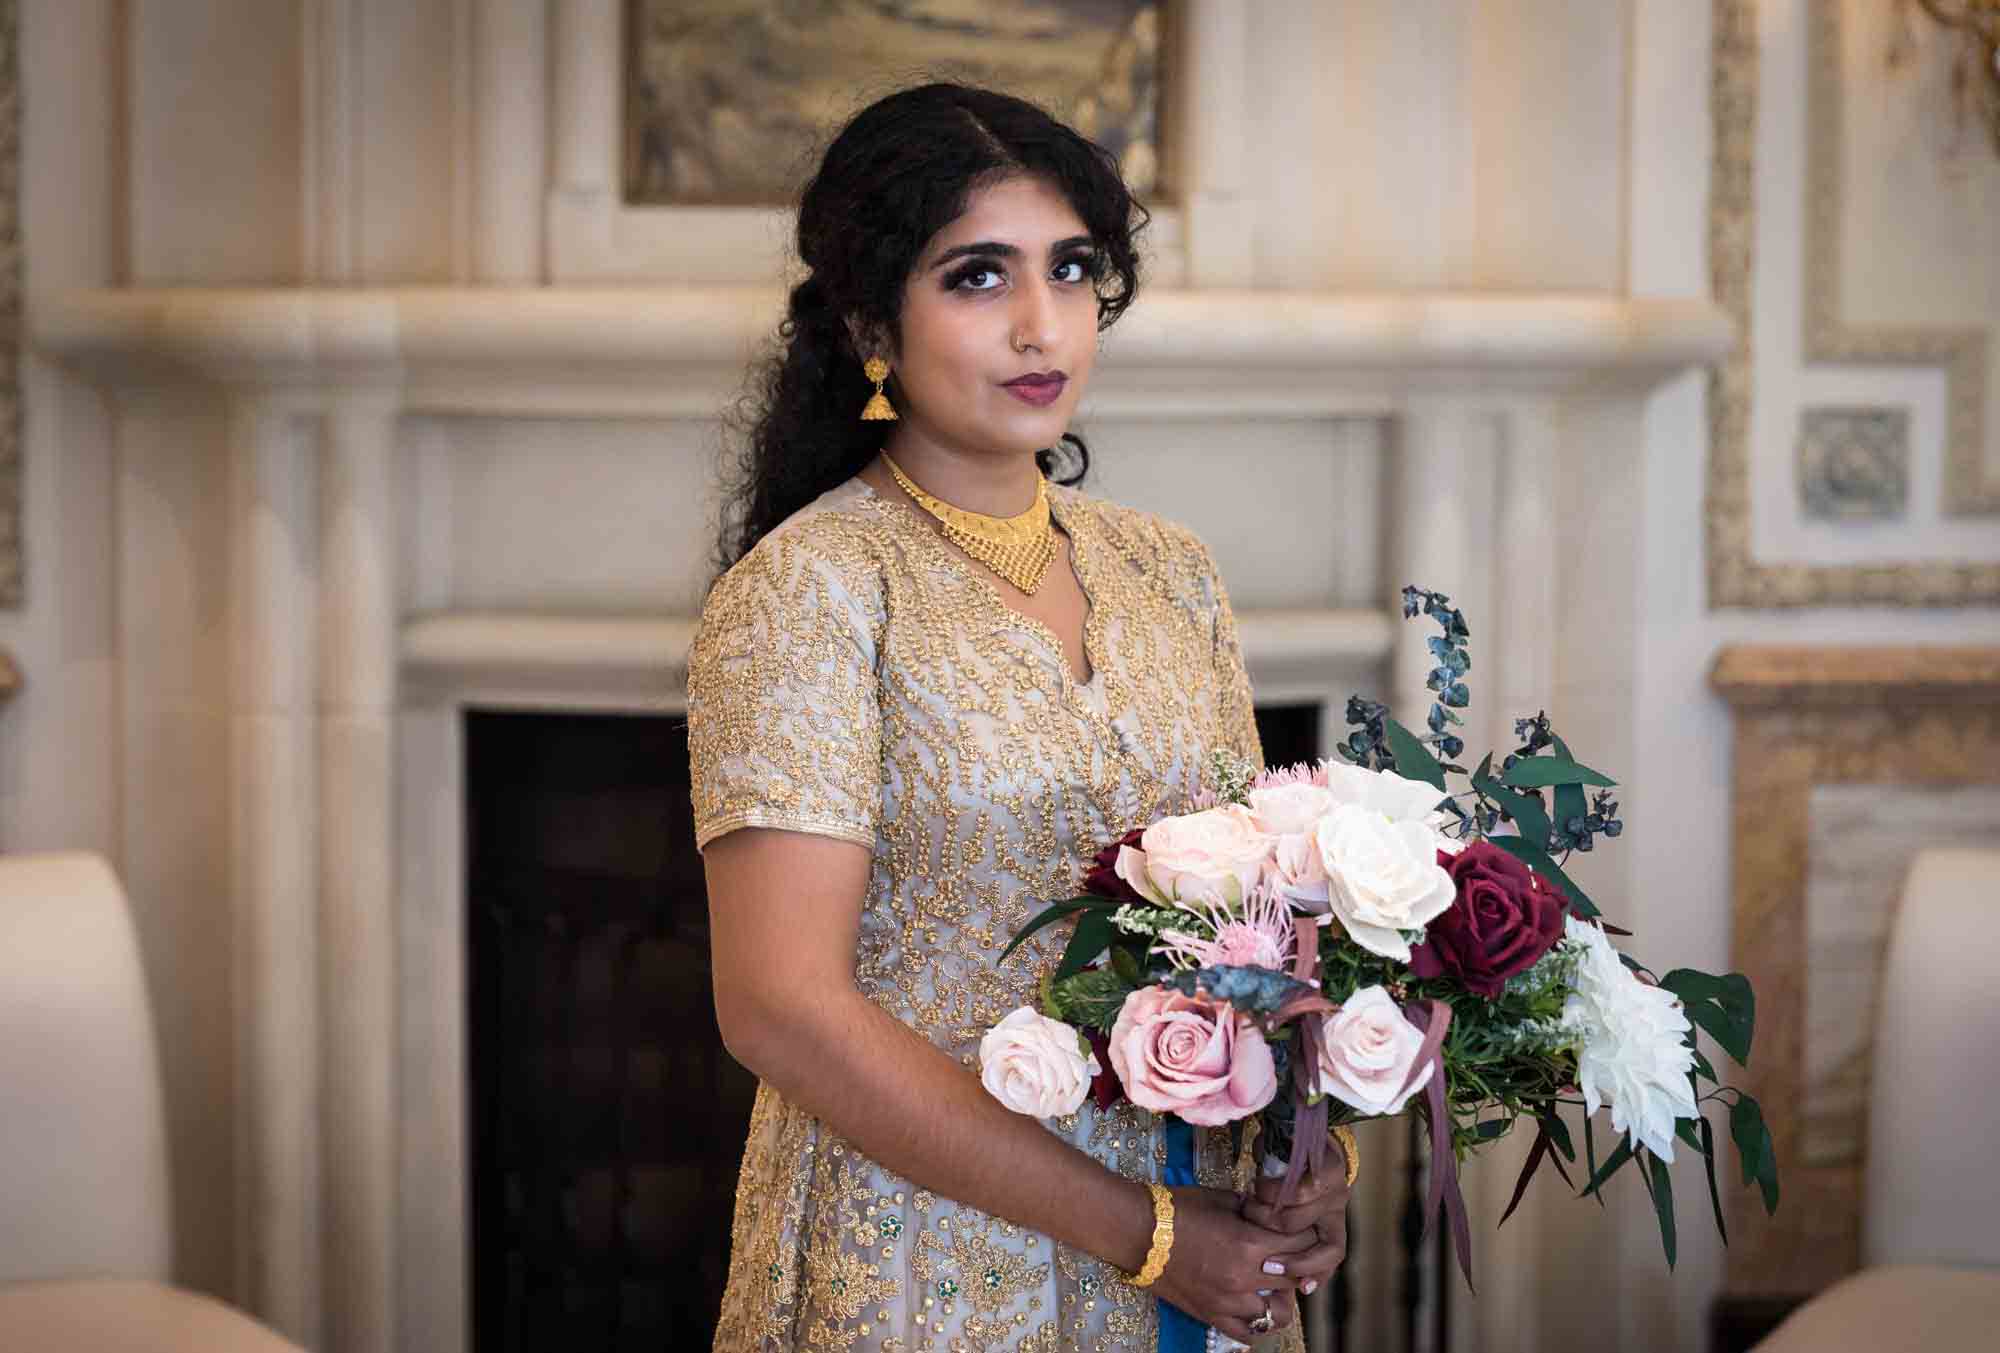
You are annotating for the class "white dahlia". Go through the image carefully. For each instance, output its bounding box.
[1561,916,1698,1162]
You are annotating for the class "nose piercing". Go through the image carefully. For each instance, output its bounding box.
[1010,332,1028,353]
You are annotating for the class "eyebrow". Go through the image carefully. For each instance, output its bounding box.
[927,235,1096,272]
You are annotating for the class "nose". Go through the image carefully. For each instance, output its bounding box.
[1011,275,1062,356]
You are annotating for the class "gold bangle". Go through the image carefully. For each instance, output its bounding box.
[1127,1182,1176,1289]
[1330,1124,1361,1188]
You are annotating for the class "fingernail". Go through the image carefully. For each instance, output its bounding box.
[1302,1279,1319,1295]
[1262,1260,1286,1276]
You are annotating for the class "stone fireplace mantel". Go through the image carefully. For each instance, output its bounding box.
[32,283,1729,1353]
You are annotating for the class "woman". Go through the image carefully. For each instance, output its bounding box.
[688,84,1351,1352]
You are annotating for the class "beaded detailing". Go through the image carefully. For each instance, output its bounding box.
[883,453,1058,594]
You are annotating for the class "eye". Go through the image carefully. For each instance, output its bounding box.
[946,262,1005,292]
[1052,253,1096,284]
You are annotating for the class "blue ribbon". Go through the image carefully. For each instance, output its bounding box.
[1158,1117,1207,1352]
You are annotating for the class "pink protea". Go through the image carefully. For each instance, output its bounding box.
[1156,885,1299,972]
[1250,760,1330,791]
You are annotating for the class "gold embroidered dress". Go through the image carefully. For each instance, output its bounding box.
[688,477,1294,1352]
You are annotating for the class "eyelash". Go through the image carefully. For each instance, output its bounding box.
[944,251,1098,293]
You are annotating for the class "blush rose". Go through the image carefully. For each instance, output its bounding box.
[979,1007,1101,1118]
[1114,805,1274,910]
[1316,984,1434,1116]
[1107,985,1278,1127]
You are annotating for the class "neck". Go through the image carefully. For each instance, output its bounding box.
[879,428,1042,517]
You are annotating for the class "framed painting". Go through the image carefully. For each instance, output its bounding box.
[623,0,1167,207]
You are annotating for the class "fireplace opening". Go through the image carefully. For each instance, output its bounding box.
[465,702,1325,1349]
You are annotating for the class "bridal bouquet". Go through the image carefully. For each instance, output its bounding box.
[979,587,1779,1286]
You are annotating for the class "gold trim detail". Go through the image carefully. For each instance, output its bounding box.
[1805,0,1995,517]
[883,454,1057,595]
[1707,0,2000,606]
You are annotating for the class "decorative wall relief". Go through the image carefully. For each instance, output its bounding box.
[1712,644,2000,1297]
[1807,0,1998,516]
[1797,406,1909,519]
[1707,0,2000,607]
[623,0,1163,206]
[0,0,19,608]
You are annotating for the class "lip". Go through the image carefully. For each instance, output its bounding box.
[1001,371,1067,407]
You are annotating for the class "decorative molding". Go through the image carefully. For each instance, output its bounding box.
[1712,644,2000,1296]
[1,0,19,609]
[1797,405,1908,520]
[31,287,1731,418]
[398,606,1395,711]
[1706,0,2000,607]
[1805,0,1995,516]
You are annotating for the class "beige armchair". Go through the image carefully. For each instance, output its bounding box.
[1751,848,2000,1351]
[0,852,304,1352]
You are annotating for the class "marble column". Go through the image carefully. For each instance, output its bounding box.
[318,399,400,1353]
[228,397,322,1345]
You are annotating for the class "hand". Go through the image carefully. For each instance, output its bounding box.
[1149,1186,1314,1343]
[1239,1160,1352,1295]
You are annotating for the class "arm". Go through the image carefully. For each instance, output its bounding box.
[704,824,1314,1340]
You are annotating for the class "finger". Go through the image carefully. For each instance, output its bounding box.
[1279,1230,1349,1285]
[1253,1169,1332,1208]
[1240,1198,1320,1233]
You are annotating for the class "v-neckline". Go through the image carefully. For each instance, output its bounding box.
[856,478,1107,694]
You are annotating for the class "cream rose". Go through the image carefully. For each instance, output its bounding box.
[1312,804,1457,960]
[1317,984,1434,1116]
[978,1007,1100,1118]
[1114,804,1274,910]
[1320,762,1455,829]
[1247,783,1338,837]
[1107,985,1278,1127]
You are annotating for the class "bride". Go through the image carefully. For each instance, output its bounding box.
[688,83,1352,1351]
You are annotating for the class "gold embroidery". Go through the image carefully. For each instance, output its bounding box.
[690,479,1265,1351]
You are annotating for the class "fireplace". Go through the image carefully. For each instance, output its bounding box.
[460,702,1324,1347]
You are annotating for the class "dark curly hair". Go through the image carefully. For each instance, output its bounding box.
[713,82,1150,576]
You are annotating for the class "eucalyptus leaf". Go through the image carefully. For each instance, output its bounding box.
[1582,1134,1634,1198]
[1472,768,1552,850]
[1488,835,1601,919]
[997,897,1108,965]
[1499,756,1617,789]
[1383,716,1447,791]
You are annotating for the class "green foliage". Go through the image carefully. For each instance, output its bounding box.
[1046,967,1138,1033]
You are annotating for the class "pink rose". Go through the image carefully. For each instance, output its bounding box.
[1316,985,1434,1116]
[1114,805,1274,910]
[1107,985,1278,1127]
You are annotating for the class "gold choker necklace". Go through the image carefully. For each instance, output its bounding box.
[882,454,1057,594]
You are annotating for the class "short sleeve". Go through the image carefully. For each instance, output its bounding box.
[685,530,883,853]
[1205,552,1264,770]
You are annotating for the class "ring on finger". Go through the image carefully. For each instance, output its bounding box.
[1249,1302,1275,1336]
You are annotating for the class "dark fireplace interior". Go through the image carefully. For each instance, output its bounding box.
[465,703,1327,1350]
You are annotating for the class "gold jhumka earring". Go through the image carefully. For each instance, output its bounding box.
[860,356,898,421]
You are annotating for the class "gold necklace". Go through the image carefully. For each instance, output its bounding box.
[882,454,1058,594]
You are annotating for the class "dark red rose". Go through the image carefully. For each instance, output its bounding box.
[1085,1028,1124,1111]
[1082,827,1148,903]
[1407,842,1567,997]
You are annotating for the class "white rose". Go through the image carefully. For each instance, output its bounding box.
[1320,762,1454,831]
[978,1007,1100,1119]
[1312,803,1456,960]
[1317,984,1434,1116]
[1114,804,1274,910]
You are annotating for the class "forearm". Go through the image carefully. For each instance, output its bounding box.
[725,985,1154,1273]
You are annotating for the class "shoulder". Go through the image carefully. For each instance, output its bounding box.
[1054,484,1225,604]
[704,480,892,621]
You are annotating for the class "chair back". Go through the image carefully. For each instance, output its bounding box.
[0,852,172,1283]
[1862,847,2000,1267]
